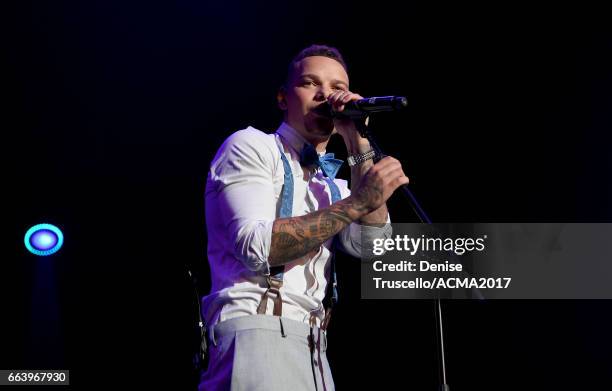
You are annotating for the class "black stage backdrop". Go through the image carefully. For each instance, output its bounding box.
[3,1,612,390]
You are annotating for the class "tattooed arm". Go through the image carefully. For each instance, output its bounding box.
[269,195,364,266]
[268,155,408,266]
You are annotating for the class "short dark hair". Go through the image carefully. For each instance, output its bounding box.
[284,44,347,86]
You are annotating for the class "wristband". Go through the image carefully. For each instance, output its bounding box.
[347,149,377,167]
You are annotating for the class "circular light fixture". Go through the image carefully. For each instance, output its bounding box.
[24,223,64,256]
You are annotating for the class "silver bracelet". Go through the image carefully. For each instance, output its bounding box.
[347,149,377,167]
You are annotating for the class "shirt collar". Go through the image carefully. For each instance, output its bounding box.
[276,122,326,157]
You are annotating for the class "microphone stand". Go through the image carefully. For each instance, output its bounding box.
[355,119,451,391]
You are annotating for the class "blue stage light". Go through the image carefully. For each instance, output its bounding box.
[24,224,64,256]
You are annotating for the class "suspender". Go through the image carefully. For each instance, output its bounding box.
[321,177,340,330]
[257,145,341,328]
[255,148,293,317]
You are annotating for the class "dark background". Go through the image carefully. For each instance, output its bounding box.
[3,1,612,389]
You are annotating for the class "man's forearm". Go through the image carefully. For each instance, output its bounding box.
[343,134,389,227]
[352,162,389,226]
[268,197,367,266]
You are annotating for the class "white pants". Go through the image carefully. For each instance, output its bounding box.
[199,314,334,391]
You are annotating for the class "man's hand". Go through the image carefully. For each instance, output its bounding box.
[327,90,365,138]
[350,156,409,214]
[328,90,408,224]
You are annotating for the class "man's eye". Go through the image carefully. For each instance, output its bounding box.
[301,80,316,86]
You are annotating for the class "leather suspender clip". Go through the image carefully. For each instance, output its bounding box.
[257,276,284,316]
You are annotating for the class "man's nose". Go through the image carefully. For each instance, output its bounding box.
[314,87,332,102]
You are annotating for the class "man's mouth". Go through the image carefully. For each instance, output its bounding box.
[311,103,333,119]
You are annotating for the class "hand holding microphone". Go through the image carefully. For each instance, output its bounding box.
[316,92,408,119]
[321,90,407,142]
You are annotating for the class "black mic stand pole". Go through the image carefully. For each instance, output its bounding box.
[355,119,450,391]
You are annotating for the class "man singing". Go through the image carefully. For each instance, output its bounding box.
[200,44,409,391]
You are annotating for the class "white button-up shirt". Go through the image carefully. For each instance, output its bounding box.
[202,122,392,327]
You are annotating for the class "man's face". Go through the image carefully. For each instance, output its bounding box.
[279,55,350,143]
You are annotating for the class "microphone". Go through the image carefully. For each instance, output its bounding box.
[314,96,408,119]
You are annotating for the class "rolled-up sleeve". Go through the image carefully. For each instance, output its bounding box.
[207,128,277,274]
[337,216,393,258]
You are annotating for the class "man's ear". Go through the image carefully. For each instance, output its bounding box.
[277,86,288,111]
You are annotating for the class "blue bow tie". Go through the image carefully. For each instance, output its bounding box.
[299,143,344,180]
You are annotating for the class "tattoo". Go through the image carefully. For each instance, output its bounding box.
[352,178,383,213]
[268,200,356,266]
[268,154,392,266]
[350,164,389,227]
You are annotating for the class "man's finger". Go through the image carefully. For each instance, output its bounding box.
[341,93,360,104]
[373,156,401,171]
[390,176,410,188]
[379,166,406,183]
